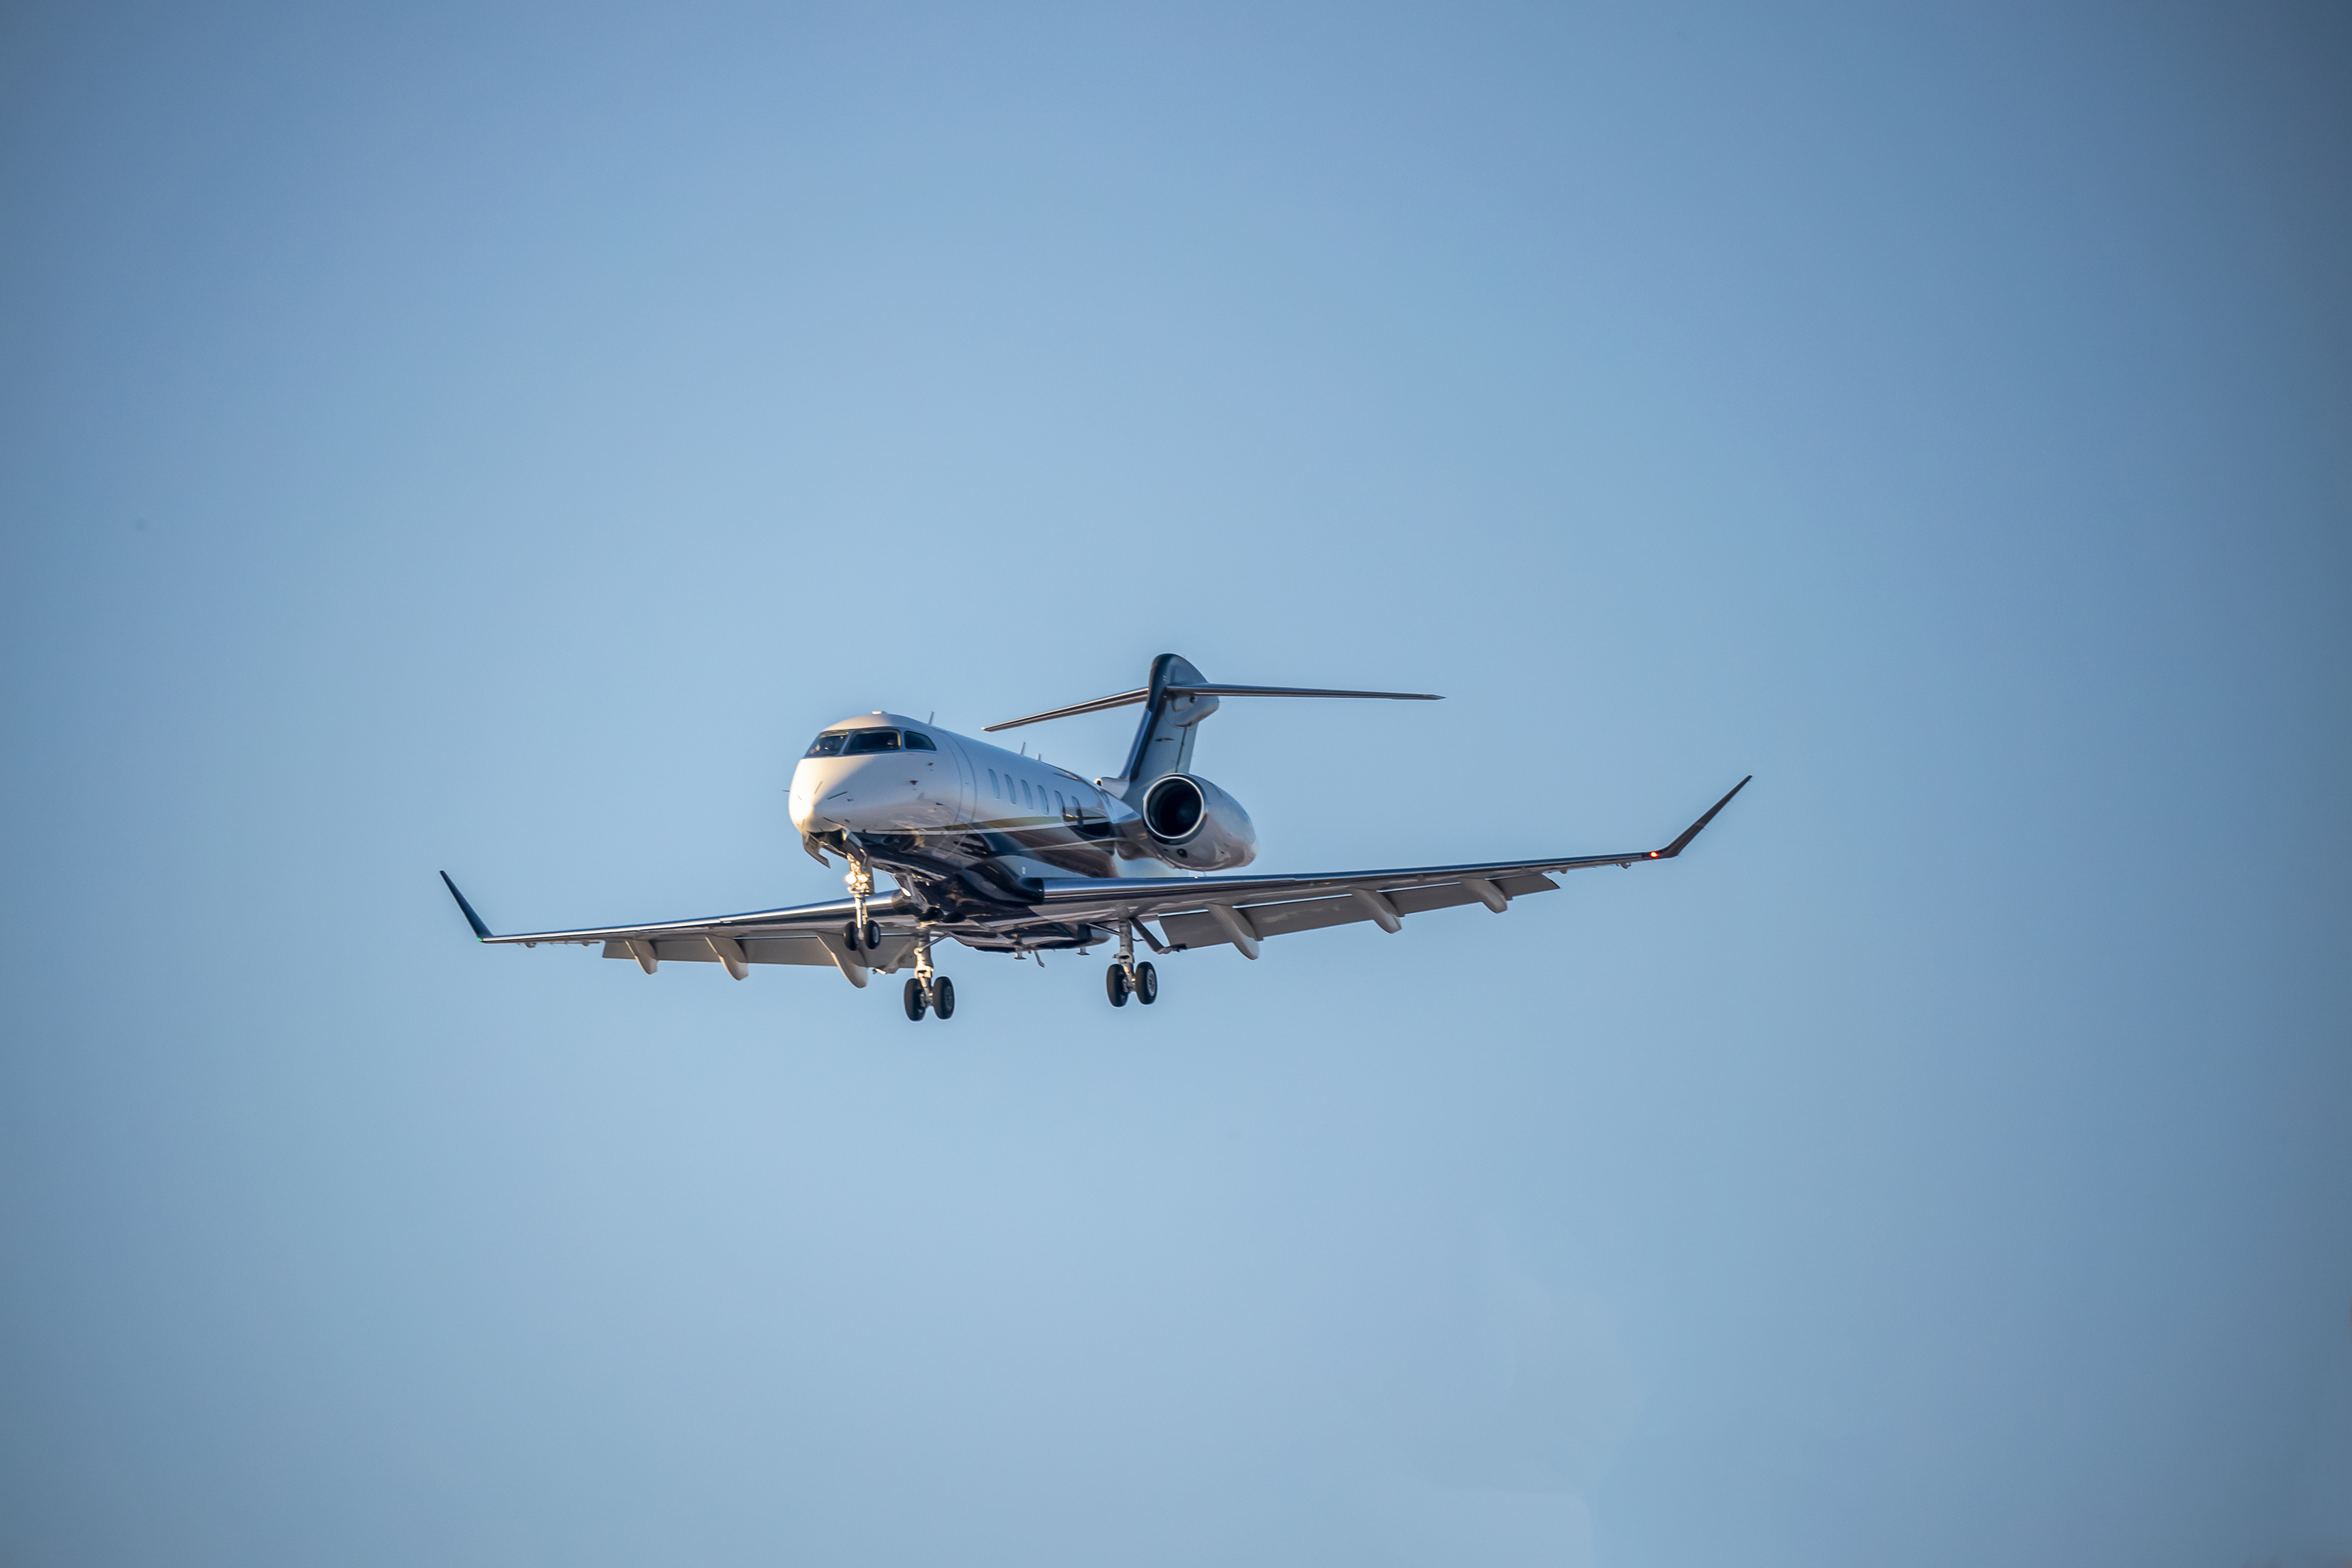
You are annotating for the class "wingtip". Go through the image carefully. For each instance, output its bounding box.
[439,870,495,941]
[1656,775,1752,859]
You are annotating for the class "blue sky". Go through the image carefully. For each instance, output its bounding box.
[2,3,2347,1564]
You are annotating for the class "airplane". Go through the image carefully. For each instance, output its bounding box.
[439,654,1749,1021]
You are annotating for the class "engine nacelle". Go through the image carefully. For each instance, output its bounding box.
[1138,773,1258,871]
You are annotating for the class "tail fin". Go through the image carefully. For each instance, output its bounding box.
[1111,653,1218,803]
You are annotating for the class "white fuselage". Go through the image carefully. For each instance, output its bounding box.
[786,711,1164,892]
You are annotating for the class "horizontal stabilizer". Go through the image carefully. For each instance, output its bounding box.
[987,682,1439,732]
[983,687,1151,731]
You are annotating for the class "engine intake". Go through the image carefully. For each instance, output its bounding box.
[1139,774,1257,871]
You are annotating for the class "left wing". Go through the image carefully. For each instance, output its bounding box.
[1022,776,1751,958]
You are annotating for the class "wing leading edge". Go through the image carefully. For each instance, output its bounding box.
[435,873,895,984]
[440,775,1750,973]
[1026,775,1752,957]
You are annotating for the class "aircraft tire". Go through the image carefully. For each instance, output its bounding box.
[902,977,927,1021]
[861,920,881,950]
[932,976,956,1019]
[1134,961,1158,1005]
[1105,963,1129,1007]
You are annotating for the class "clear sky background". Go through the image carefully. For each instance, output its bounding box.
[2,3,2347,1565]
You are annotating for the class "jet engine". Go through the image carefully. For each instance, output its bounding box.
[1139,773,1258,871]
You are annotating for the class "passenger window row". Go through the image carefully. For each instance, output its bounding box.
[802,731,1090,825]
[986,768,1079,821]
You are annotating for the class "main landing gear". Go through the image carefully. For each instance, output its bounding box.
[1105,921,1158,1008]
[1105,961,1158,1007]
[903,975,956,1020]
[903,933,954,1021]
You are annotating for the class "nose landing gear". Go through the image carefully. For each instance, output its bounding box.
[843,858,880,952]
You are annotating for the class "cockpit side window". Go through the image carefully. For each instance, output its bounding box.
[803,733,847,757]
[903,731,937,751]
[842,730,903,754]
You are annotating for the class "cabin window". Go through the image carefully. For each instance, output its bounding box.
[903,731,937,751]
[803,733,847,757]
[1021,779,1033,807]
[1053,791,1064,816]
[841,730,902,755]
[988,769,1000,798]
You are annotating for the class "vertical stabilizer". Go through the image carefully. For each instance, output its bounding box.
[1110,654,1220,807]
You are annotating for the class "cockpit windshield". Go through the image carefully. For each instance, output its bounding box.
[804,728,937,757]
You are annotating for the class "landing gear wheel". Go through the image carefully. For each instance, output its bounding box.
[902,977,928,1021]
[1133,961,1158,1005]
[1105,962,1130,1007]
[842,922,860,952]
[860,920,881,951]
[930,976,955,1019]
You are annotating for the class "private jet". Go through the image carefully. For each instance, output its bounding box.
[440,654,1749,1019]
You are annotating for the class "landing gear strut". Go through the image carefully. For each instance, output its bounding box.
[844,857,880,950]
[1105,922,1158,1008]
[904,932,954,1021]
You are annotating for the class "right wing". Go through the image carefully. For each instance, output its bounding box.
[1024,776,1751,957]
[437,873,900,985]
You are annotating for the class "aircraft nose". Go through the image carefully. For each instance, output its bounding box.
[787,761,829,835]
[791,756,914,834]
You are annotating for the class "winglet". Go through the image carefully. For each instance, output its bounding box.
[439,871,495,940]
[1655,776,1752,859]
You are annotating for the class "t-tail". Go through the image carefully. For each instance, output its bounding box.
[985,653,1441,809]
